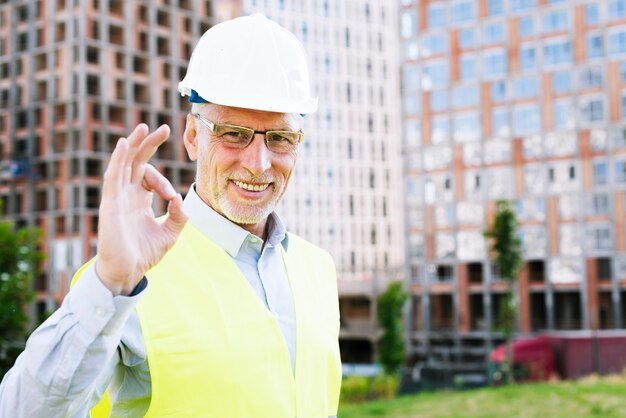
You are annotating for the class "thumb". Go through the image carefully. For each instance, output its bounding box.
[163,194,188,234]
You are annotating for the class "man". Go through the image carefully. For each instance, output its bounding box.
[0,14,341,417]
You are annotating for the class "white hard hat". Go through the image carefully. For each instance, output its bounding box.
[178,13,318,114]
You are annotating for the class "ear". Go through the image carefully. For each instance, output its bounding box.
[183,114,198,161]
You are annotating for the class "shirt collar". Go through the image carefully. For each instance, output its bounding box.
[182,184,289,257]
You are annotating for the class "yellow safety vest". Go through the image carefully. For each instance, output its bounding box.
[78,222,341,417]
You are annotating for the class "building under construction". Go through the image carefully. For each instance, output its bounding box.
[400,0,626,384]
[0,0,406,365]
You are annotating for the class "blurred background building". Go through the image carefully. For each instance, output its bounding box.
[0,0,405,366]
[402,0,626,384]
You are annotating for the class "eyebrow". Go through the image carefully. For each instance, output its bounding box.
[219,120,297,131]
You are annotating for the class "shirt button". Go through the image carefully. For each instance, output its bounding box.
[250,237,259,244]
[95,306,106,317]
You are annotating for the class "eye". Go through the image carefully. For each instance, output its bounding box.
[221,129,246,139]
[267,132,291,143]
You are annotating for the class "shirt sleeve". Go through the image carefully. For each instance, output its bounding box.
[0,263,146,418]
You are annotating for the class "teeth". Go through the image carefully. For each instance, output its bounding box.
[234,180,270,192]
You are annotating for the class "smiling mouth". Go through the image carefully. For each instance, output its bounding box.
[232,180,271,192]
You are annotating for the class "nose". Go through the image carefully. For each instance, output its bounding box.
[240,133,271,177]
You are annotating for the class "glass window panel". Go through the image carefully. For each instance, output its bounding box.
[430,90,449,111]
[453,112,481,142]
[488,0,505,16]
[422,61,449,89]
[511,0,535,11]
[491,80,507,101]
[587,33,603,59]
[452,84,479,108]
[543,9,570,34]
[586,4,600,25]
[483,49,507,76]
[609,0,626,21]
[451,0,476,24]
[553,100,574,130]
[431,116,450,144]
[460,55,476,80]
[519,16,535,37]
[580,97,605,122]
[401,10,418,38]
[459,28,476,48]
[579,67,604,88]
[519,44,536,70]
[512,76,538,98]
[544,40,572,65]
[513,104,541,135]
[608,29,626,56]
[552,71,572,93]
[421,33,448,57]
[483,22,506,44]
[492,107,509,137]
[427,4,447,28]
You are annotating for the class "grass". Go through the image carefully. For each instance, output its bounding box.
[339,374,626,418]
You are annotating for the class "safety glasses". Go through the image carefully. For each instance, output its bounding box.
[194,113,303,154]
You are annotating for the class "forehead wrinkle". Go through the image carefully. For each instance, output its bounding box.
[201,104,301,132]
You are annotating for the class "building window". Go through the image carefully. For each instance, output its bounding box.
[544,40,572,65]
[431,116,450,144]
[430,90,448,111]
[580,67,604,88]
[542,9,570,34]
[512,76,538,99]
[488,0,504,15]
[492,107,509,137]
[511,0,535,11]
[594,161,608,185]
[513,104,541,135]
[491,80,507,101]
[452,85,479,108]
[609,0,626,21]
[451,0,475,24]
[552,71,572,93]
[459,28,476,48]
[616,161,626,182]
[422,61,449,89]
[608,29,626,56]
[483,22,506,44]
[587,33,604,59]
[453,112,481,142]
[460,55,476,80]
[553,100,572,130]
[580,98,604,122]
[519,16,535,37]
[427,3,446,29]
[591,193,610,215]
[483,50,507,76]
[620,93,626,119]
[590,227,612,250]
[519,44,536,70]
[401,10,417,38]
[421,33,448,57]
[586,4,600,25]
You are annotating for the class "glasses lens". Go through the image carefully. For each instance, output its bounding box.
[214,124,254,148]
[266,131,302,153]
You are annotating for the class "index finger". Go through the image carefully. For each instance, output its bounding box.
[130,124,171,184]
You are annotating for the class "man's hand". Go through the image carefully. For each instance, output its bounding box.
[95,124,188,296]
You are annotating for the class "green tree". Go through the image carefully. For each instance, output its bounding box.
[484,200,523,384]
[377,281,408,376]
[0,211,42,378]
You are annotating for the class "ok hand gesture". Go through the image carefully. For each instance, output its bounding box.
[95,124,188,295]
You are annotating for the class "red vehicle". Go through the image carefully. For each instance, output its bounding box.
[490,331,626,382]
